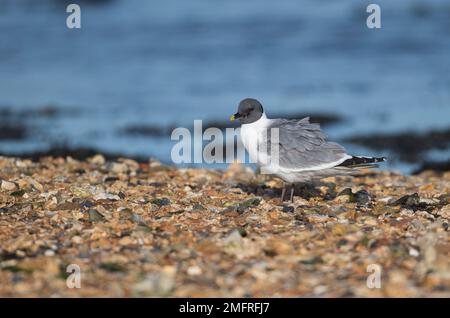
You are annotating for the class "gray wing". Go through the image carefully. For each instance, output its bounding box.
[265,117,348,170]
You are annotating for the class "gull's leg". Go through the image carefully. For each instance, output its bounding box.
[289,184,295,203]
[280,183,286,202]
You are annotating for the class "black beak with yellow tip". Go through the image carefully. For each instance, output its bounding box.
[229,113,241,121]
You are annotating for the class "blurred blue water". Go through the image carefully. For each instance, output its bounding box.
[0,0,449,173]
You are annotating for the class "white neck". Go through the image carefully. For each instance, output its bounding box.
[239,112,271,165]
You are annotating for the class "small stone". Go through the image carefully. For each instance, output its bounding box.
[10,189,25,197]
[118,236,133,246]
[149,159,162,168]
[44,249,55,257]
[187,265,202,276]
[119,159,139,171]
[192,204,206,210]
[305,213,329,223]
[354,190,370,205]
[221,206,239,216]
[15,159,32,168]
[120,208,147,225]
[237,227,247,237]
[1,180,17,191]
[70,186,93,197]
[337,188,353,197]
[336,188,371,204]
[27,178,44,192]
[79,199,96,208]
[239,198,261,208]
[151,198,171,206]
[334,195,351,204]
[378,196,393,203]
[88,209,105,222]
[236,205,247,214]
[439,205,450,218]
[334,188,354,203]
[107,162,128,174]
[93,192,121,201]
[100,262,126,273]
[392,193,420,207]
[336,239,348,247]
[299,255,323,265]
[73,168,86,175]
[89,154,106,165]
[419,198,438,205]
[282,206,294,213]
[71,236,82,244]
[104,176,119,183]
[409,248,420,257]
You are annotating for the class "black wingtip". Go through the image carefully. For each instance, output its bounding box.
[338,156,387,167]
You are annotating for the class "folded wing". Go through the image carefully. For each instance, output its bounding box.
[266,117,349,171]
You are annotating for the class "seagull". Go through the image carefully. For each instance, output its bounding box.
[230,98,386,202]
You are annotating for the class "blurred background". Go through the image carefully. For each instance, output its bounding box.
[0,0,449,174]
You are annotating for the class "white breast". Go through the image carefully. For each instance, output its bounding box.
[240,113,271,165]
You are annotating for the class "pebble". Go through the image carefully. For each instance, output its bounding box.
[118,236,133,246]
[88,209,105,222]
[354,190,370,205]
[239,198,261,207]
[149,159,162,168]
[151,197,171,206]
[89,154,106,165]
[392,193,420,207]
[28,178,44,192]
[71,236,83,244]
[10,189,25,197]
[335,188,370,205]
[187,266,202,276]
[282,206,295,213]
[44,250,55,257]
[107,162,128,174]
[93,192,121,201]
[409,248,420,257]
[1,180,17,191]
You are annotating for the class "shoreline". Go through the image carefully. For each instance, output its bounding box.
[0,155,448,297]
[0,145,449,175]
[1,105,449,175]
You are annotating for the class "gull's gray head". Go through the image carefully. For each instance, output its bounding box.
[230,98,264,124]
